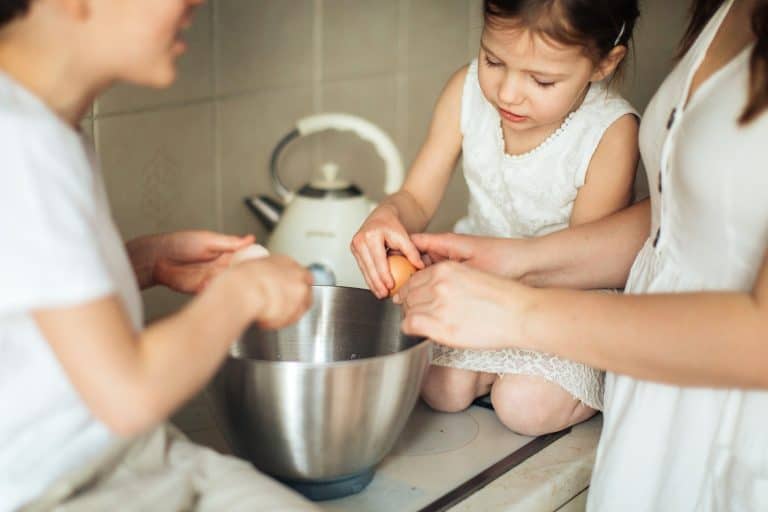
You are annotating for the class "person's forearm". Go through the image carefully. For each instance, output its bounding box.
[378,190,433,234]
[36,275,255,437]
[125,235,159,290]
[519,199,650,289]
[128,274,254,432]
[91,276,252,437]
[521,285,768,388]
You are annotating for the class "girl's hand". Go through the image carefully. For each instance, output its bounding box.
[351,206,425,298]
[129,231,255,293]
[411,233,529,278]
[394,261,531,350]
[227,255,314,330]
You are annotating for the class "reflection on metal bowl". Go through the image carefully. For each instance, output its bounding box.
[210,285,431,500]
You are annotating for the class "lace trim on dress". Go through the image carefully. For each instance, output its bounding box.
[432,344,605,410]
[497,110,577,160]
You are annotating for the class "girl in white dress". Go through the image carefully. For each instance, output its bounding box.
[396,0,768,509]
[353,0,640,435]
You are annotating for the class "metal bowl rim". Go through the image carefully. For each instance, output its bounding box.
[226,336,431,369]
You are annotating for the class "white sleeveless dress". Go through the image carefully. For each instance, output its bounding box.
[589,1,768,509]
[431,59,637,410]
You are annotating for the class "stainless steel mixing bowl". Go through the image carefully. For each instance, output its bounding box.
[210,285,431,500]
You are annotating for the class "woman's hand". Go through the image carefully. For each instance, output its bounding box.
[394,261,532,351]
[127,231,255,293]
[411,233,530,278]
[226,255,314,330]
[351,205,425,298]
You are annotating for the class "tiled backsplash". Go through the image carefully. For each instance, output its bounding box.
[90,0,688,320]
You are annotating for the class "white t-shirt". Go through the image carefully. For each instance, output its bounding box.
[588,1,768,510]
[0,72,143,511]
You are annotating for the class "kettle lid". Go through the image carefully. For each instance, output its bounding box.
[299,162,362,198]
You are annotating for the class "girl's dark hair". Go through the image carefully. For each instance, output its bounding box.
[679,0,768,124]
[0,0,31,27]
[483,0,640,78]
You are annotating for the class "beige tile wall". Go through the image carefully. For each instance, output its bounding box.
[93,0,689,321]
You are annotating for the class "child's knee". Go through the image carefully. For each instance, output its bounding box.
[421,366,485,413]
[490,374,595,436]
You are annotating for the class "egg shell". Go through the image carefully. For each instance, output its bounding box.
[388,254,416,296]
[230,244,270,266]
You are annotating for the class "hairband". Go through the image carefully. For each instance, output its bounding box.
[614,22,627,46]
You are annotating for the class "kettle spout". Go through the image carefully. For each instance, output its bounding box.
[244,195,284,232]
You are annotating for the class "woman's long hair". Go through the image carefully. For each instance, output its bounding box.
[680,0,768,124]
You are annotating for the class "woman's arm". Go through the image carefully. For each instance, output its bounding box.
[523,251,768,388]
[352,65,466,297]
[397,249,768,388]
[521,198,650,288]
[33,256,312,437]
[412,198,650,289]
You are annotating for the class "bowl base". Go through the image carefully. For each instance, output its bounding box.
[280,467,375,501]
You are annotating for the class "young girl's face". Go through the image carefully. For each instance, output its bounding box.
[478,23,604,133]
[86,0,203,88]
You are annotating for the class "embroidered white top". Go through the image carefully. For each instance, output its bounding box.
[455,58,637,238]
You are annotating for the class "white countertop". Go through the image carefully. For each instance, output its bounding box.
[177,394,602,512]
[448,414,601,511]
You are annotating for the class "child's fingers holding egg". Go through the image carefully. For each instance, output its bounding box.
[370,239,395,291]
[359,243,390,298]
[384,231,425,270]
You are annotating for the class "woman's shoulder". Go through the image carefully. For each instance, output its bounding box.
[0,99,89,172]
[0,72,82,151]
[0,109,95,212]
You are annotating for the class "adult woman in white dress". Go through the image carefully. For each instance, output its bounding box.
[396,0,768,509]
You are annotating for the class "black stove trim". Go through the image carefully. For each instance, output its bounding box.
[417,423,572,512]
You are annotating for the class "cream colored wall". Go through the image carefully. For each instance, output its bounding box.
[89,0,689,320]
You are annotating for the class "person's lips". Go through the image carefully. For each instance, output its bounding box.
[498,107,528,123]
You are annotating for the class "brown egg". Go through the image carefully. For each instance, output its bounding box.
[387,254,416,296]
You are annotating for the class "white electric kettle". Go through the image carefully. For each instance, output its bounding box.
[244,113,404,289]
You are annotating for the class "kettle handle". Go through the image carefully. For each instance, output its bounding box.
[296,114,403,196]
[269,113,405,202]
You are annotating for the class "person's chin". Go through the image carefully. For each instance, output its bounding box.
[155,69,178,89]
[140,66,178,89]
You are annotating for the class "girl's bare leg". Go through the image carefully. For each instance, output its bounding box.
[421,365,497,412]
[490,374,596,436]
